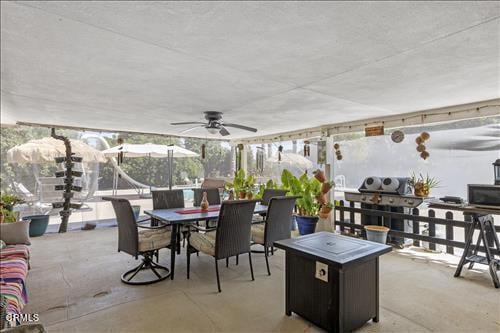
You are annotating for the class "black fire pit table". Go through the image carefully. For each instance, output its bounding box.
[274,232,391,332]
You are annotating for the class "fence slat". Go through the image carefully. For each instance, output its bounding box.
[349,201,356,235]
[339,200,345,233]
[412,208,420,247]
[428,210,436,251]
[445,211,454,254]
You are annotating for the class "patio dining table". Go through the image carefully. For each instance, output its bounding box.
[145,204,268,279]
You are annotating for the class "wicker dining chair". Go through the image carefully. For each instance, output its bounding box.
[192,187,221,228]
[261,189,288,206]
[251,196,299,275]
[152,189,186,251]
[104,197,171,285]
[254,188,289,222]
[192,188,221,206]
[186,199,258,292]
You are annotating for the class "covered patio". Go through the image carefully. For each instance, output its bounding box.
[1,1,499,333]
[25,227,499,332]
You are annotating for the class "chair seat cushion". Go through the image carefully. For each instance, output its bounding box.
[138,228,171,252]
[251,224,265,245]
[189,232,216,256]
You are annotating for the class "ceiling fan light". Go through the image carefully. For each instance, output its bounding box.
[207,127,219,135]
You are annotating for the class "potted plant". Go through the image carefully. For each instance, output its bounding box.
[226,169,256,199]
[282,171,322,235]
[409,173,439,197]
[0,193,24,223]
[313,169,326,183]
[244,173,255,199]
[319,202,334,219]
[321,180,335,194]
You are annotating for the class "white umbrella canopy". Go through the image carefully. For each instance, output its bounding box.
[7,137,106,164]
[101,143,198,158]
[266,152,314,178]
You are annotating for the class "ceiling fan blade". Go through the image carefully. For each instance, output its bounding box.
[171,121,206,125]
[223,123,257,132]
[219,126,230,136]
[180,125,204,134]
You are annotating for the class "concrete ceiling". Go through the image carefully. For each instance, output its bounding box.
[1,1,499,139]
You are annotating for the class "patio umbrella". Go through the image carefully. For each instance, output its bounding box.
[7,137,106,164]
[266,153,313,177]
[101,143,198,190]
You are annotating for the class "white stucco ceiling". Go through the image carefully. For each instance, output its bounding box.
[1,1,499,139]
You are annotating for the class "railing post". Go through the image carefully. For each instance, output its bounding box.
[445,211,454,255]
[339,200,345,233]
[412,208,420,247]
[349,201,355,235]
[428,209,436,251]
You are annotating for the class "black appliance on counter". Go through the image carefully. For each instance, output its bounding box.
[344,176,423,247]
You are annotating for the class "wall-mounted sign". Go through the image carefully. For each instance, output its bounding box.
[365,125,385,137]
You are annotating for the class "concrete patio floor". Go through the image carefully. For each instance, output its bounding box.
[25,227,499,333]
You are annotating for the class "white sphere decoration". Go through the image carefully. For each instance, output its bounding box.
[382,177,400,192]
[364,177,382,191]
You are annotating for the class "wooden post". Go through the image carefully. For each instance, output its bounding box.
[51,128,72,233]
[428,210,436,251]
[412,208,420,247]
[349,201,355,235]
[339,200,345,233]
[445,211,454,254]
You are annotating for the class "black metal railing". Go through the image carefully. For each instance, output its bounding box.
[334,200,500,256]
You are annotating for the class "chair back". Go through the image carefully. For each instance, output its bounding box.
[193,188,221,206]
[103,197,139,256]
[151,189,185,225]
[264,196,299,247]
[201,178,226,190]
[215,200,257,259]
[261,189,288,206]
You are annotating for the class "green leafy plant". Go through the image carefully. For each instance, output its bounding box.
[408,172,440,190]
[281,171,321,216]
[409,172,439,197]
[255,179,278,199]
[0,192,24,223]
[225,169,256,197]
[0,192,25,211]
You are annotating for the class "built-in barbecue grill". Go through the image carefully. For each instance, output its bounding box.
[344,176,424,247]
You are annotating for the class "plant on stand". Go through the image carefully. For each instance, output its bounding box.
[281,170,334,235]
[0,193,25,223]
[225,169,256,199]
[409,173,439,197]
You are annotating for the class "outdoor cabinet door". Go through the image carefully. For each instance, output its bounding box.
[287,252,338,332]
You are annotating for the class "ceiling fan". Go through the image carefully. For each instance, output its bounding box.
[171,111,257,136]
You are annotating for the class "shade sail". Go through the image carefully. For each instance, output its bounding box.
[101,143,198,158]
[7,137,106,164]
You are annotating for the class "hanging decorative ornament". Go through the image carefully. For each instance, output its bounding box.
[304,141,310,157]
[201,143,206,159]
[334,142,342,161]
[278,145,283,162]
[256,146,264,172]
[416,132,431,160]
[117,137,124,165]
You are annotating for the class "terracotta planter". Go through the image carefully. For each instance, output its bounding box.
[316,193,327,205]
[238,191,247,199]
[246,192,253,200]
[321,182,333,194]
[319,212,330,219]
[414,182,430,197]
[320,206,333,215]
[314,170,326,183]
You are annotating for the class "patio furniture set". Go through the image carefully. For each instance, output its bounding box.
[105,188,299,292]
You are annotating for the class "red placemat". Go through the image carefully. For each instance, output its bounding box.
[175,206,220,214]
